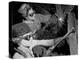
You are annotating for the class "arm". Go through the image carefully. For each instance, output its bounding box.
[46,27,75,55]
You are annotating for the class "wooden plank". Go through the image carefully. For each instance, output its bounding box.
[67,12,78,55]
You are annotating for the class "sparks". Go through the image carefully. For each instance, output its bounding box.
[58,17,64,23]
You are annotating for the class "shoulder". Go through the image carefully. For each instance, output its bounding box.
[12,22,31,36]
[35,14,51,23]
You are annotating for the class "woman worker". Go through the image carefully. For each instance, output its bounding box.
[11,3,51,58]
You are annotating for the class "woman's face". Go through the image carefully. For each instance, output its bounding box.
[27,8,36,21]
